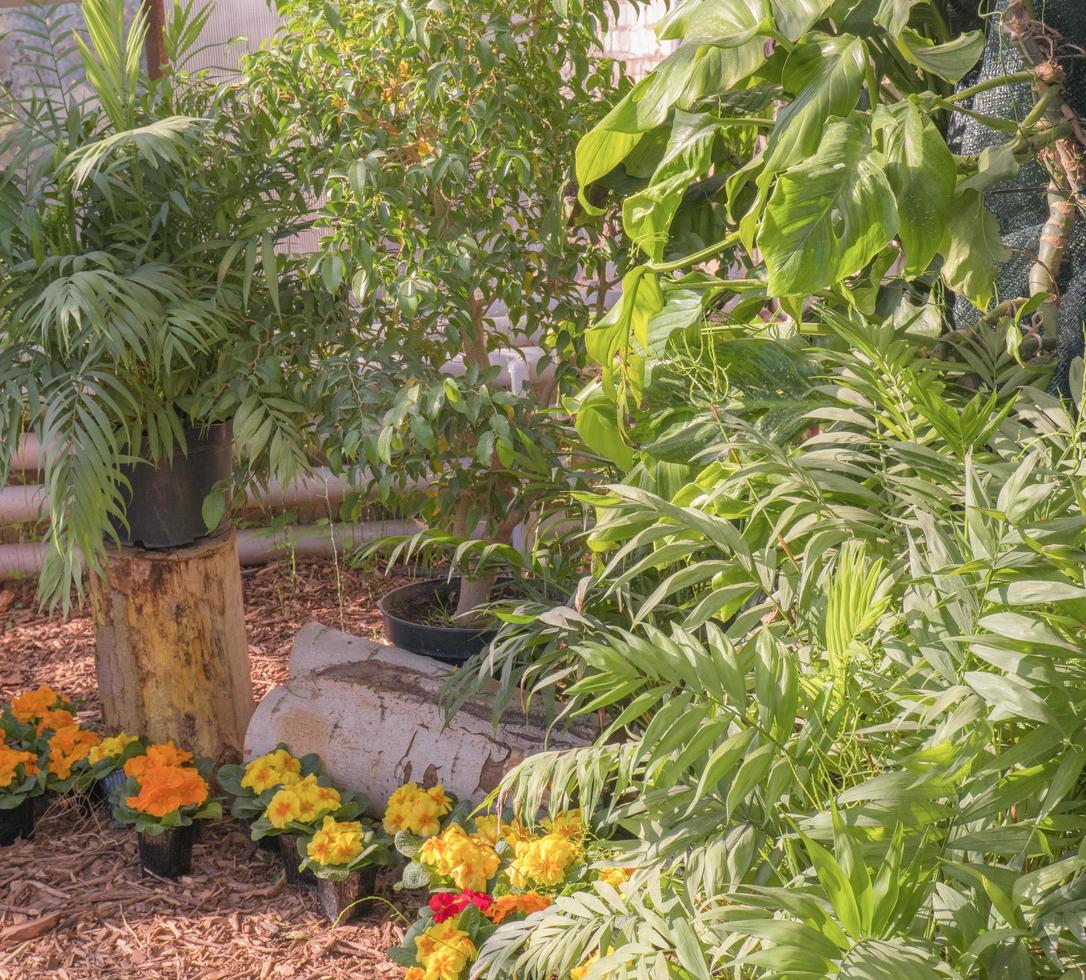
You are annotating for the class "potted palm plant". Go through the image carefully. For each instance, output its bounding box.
[0,0,340,608]
[245,0,629,661]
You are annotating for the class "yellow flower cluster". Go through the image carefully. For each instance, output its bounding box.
[508,833,581,888]
[383,782,452,837]
[571,948,614,979]
[410,919,476,980]
[417,824,500,892]
[597,867,633,886]
[472,814,529,849]
[87,732,139,766]
[265,774,340,829]
[541,809,585,842]
[241,748,302,795]
[571,952,599,980]
[306,816,364,867]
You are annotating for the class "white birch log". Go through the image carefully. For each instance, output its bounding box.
[245,622,590,812]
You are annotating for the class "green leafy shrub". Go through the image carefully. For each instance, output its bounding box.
[246,0,630,621]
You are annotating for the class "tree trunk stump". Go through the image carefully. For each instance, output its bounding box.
[89,528,254,762]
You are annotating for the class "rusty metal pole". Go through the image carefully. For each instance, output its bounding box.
[142,0,166,79]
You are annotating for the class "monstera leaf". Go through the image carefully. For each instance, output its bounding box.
[760,114,899,297]
[876,101,956,277]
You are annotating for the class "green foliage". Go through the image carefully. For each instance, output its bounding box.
[0,0,347,608]
[569,0,1066,412]
[471,313,1086,976]
[245,0,630,614]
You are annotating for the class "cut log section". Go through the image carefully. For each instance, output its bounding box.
[89,529,254,762]
[246,622,591,810]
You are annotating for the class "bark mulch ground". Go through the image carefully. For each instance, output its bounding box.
[0,560,415,980]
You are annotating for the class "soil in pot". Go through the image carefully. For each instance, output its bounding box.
[0,798,35,846]
[379,577,521,664]
[315,866,378,925]
[112,420,233,549]
[279,834,317,888]
[138,825,196,879]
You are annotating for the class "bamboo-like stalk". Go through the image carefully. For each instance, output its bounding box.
[1003,0,1086,341]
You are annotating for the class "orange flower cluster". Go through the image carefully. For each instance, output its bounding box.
[483,891,552,925]
[35,708,75,735]
[10,685,63,724]
[124,741,193,781]
[0,745,39,789]
[46,726,101,780]
[125,764,209,818]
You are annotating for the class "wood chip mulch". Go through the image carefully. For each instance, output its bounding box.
[0,561,416,980]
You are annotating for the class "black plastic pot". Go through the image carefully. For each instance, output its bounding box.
[100,770,128,827]
[378,578,498,664]
[315,866,377,925]
[279,834,317,888]
[138,825,196,879]
[0,798,35,845]
[113,421,233,549]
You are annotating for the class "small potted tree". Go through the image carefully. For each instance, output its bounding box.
[0,0,341,608]
[297,816,395,924]
[246,0,629,661]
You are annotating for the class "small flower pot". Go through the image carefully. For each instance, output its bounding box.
[138,825,196,879]
[316,866,378,925]
[0,798,35,846]
[279,834,316,888]
[258,835,280,855]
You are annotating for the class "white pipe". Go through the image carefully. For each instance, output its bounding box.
[235,520,415,564]
[0,520,417,579]
[0,484,48,523]
[10,435,43,473]
[0,467,387,526]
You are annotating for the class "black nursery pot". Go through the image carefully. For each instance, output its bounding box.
[0,798,35,846]
[100,770,128,827]
[315,866,377,925]
[279,834,316,888]
[138,825,196,879]
[112,420,233,549]
[378,578,499,665]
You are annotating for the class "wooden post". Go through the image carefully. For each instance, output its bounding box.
[142,0,166,80]
[89,529,254,762]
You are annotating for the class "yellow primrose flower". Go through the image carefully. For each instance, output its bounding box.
[87,731,138,766]
[265,774,340,828]
[417,823,500,892]
[415,919,476,977]
[265,786,302,828]
[509,833,580,888]
[473,814,529,848]
[307,816,364,867]
[383,782,452,837]
[241,748,302,794]
[541,809,585,841]
[598,866,634,886]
